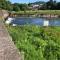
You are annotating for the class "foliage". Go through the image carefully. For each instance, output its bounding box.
[0,0,13,11]
[0,0,60,11]
[15,10,60,15]
[13,3,28,11]
[7,25,60,60]
[13,3,20,11]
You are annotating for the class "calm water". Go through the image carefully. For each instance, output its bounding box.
[11,17,60,26]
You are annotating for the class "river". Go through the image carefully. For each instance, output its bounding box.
[8,17,60,26]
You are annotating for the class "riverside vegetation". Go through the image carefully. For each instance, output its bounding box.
[7,25,60,60]
[10,10,60,18]
[14,10,60,15]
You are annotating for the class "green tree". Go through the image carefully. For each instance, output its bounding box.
[57,2,60,10]
[6,1,13,11]
[0,0,13,11]
[13,5,20,11]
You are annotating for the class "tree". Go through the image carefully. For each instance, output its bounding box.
[13,4,20,11]
[50,0,53,3]
[18,4,28,11]
[5,1,13,11]
[57,2,60,10]
[46,0,57,10]
[0,0,13,11]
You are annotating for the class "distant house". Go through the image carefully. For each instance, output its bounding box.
[32,4,39,8]
[28,4,43,10]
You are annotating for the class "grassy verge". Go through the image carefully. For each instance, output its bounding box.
[7,25,60,60]
[15,10,60,15]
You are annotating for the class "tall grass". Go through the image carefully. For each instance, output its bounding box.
[7,25,60,60]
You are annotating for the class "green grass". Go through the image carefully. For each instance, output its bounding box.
[15,10,60,15]
[7,25,60,60]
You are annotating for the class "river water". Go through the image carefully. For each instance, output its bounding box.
[11,17,60,26]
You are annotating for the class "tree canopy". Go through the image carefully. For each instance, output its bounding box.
[0,0,60,11]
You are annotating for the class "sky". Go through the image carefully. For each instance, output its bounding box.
[9,0,60,3]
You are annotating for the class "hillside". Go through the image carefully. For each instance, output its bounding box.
[29,1,45,5]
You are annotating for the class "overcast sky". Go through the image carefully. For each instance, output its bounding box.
[9,0,60,3]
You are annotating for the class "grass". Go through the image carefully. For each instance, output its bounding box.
[7,25,60,60]
[15,10,60,15]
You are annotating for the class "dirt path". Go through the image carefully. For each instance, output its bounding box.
[0,20,22,60]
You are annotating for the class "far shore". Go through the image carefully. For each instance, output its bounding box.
[9,10,60,18]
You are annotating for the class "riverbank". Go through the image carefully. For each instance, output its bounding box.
[10,10,60,18]
[7,25,60,60]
